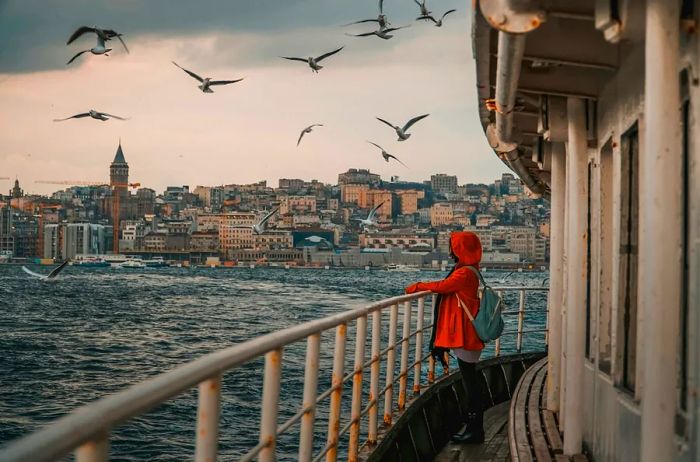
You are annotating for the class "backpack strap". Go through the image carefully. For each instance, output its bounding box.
[466,265,487,286]
[455,294,475,322]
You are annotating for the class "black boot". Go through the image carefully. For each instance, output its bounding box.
[450,410,484,444]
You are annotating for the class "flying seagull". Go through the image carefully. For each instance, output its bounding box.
[66,36,111,65]
[22,260,70,281]
[413,0,432,19]
[344,0,390,29]
[356,202,385,228]
[346,25,410,40]
[367,141,408,167]
[420,9,457,27]
[234,206,280,234]
[297,124,323,146]
[172,62,244,93]
[281,46,344,73]
[53,109,128,122]
[67,26,129,53]
[376,113,429,141]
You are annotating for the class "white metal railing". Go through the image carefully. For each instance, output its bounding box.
[0,286,548,462]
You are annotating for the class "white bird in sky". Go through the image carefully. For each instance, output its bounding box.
[344,0,390,29]
[376,113,430,141]
[281,47,344,73]
[413,0,432,19]
[420,9,457,27]
[297,124,324,146]
[356,202,386,229]
[234,207,280,235]
[53,109,129,122]
[67,25,129,53]
[346,25,410,40]
[367,141,408,168]
[22,260,69,281]
[66,36,111,65]
[172,62,245,93]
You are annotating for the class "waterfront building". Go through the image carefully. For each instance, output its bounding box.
[430,173,458,196]
[280,195,316,215]
[254,230,293,250]
[218,212,256,250]
[337,168,380,187]
[359,231,435,250]
[190,231,219,252]
[43,223,111,260]
[430,202,453,227]
[396,190,418,215]
[340,183,369,206]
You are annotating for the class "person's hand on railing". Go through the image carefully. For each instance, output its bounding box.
[405,283,422,294]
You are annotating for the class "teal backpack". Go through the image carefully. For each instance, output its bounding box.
[456,266,505,342]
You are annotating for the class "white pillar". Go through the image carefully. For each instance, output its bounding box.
[562,97,588,455]
[559,148,570,429]
[547,142,566,412]
[640,1,682,460]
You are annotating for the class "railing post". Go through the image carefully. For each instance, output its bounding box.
[76,437,109,462]
[383,303,399,425]
[348,316,368,461]
[299,334,321,462]
[413,297,425,394]
[368,310,382,445]
[516,290,526,352]
[428,355,435,383]
[259,348,282,462]
[398,301,413,411]
[326,324,347,462]
[195,375,221,462]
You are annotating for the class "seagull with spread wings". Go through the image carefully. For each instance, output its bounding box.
[356,202,385,229]
[367,141,408,168]
[66,36,112,65]
[344,0,390,29]
[376,113,429,141]
[297,124,323,146]
[172,62,244,93]
[346,25,410,40]
[233,207,280,235]
[420,9,457,27]
[67,25,129,53]
[281,46,344,73]
[22,260,70,281]
[413,0,432,19]
[53,109,128,122]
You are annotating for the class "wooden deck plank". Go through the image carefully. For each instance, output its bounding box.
[570,454,588,462]
[508,358,547,461]
[554,455,570,462]
[527,366,551,462]
[542,410,563,454]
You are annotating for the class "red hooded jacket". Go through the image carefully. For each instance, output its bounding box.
[406,231,484,351]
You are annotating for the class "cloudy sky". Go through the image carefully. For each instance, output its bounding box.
[0,0,508,195]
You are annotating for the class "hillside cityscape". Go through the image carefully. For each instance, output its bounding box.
[1,142,550,268]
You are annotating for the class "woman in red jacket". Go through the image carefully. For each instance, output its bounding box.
[405,231,485,444]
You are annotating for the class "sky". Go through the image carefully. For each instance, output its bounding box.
[0,0,509,196]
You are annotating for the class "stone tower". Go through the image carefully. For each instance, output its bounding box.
[110,141,129,191]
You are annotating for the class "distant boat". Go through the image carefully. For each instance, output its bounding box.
[117,260,146,269]
[71,256,109,267]
[142,257,167,268]
[385,264,420,272]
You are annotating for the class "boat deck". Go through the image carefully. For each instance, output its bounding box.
[435,401,511,462]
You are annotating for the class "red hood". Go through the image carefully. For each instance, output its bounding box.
[450,231,482,268]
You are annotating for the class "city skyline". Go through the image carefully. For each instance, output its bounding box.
[0,0,510,196]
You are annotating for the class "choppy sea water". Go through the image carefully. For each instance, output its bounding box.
[0,265,548,460]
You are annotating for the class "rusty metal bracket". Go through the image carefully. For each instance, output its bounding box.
[479,0,547,34]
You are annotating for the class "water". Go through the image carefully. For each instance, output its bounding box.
[0,265,548,460]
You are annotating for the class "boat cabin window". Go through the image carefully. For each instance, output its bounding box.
[618,123,639,393]
[598,138,614,375]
